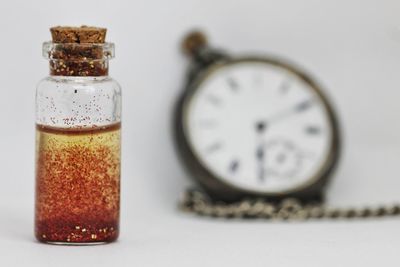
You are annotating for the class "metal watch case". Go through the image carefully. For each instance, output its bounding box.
[174,49,341,203]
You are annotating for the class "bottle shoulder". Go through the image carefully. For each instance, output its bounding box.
[38,76,120,85]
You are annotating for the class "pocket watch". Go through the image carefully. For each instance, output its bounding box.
[174,31,341,204]
[174,31,400,220]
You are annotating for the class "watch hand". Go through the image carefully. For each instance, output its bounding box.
[256,141,266,182]
[260,98,314,126]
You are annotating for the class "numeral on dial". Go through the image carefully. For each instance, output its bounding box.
[229,159,240,173]
[295,99,314,112]
[305,125,321,135]
[280,80,291,94]
[207,95,222,106]
[227,77,239,92]
[206,142,223,153]
[199,119,218,128]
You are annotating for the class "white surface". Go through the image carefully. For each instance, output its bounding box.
[1,0,400,266]
[185,61,333,192]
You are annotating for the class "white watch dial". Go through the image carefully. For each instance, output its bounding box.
[184,60,334,193]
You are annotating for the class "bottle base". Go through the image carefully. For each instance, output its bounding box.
[41,240,111,246]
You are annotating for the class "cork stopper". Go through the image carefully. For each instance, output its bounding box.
[46,25,112,76]
[50,26,107,43]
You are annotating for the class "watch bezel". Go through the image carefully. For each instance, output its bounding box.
[174,56,341,202]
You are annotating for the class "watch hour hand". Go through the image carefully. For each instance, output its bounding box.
[256,144,266,182]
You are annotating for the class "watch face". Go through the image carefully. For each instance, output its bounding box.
[182,59,338,194]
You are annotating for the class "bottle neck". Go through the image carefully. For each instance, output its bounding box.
[49,59,109,77]
[43,42,115,77]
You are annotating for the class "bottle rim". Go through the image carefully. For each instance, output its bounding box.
[42,42,115,61]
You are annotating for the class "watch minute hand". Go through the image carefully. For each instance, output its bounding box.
[267,99,314,124]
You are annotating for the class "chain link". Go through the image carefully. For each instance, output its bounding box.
[179,188,400,220]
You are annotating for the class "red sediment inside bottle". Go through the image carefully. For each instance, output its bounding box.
[35,123,121,244]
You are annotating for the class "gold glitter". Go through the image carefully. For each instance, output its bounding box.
[91,234,97,239]
[35,123,121,243]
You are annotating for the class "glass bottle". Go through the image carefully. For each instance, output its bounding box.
[35,39,121,244]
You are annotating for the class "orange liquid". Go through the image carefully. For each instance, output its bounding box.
[35,123,121,244]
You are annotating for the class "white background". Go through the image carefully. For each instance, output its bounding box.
[0,0,400,266]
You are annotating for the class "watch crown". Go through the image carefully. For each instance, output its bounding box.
[182,30,208,56]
